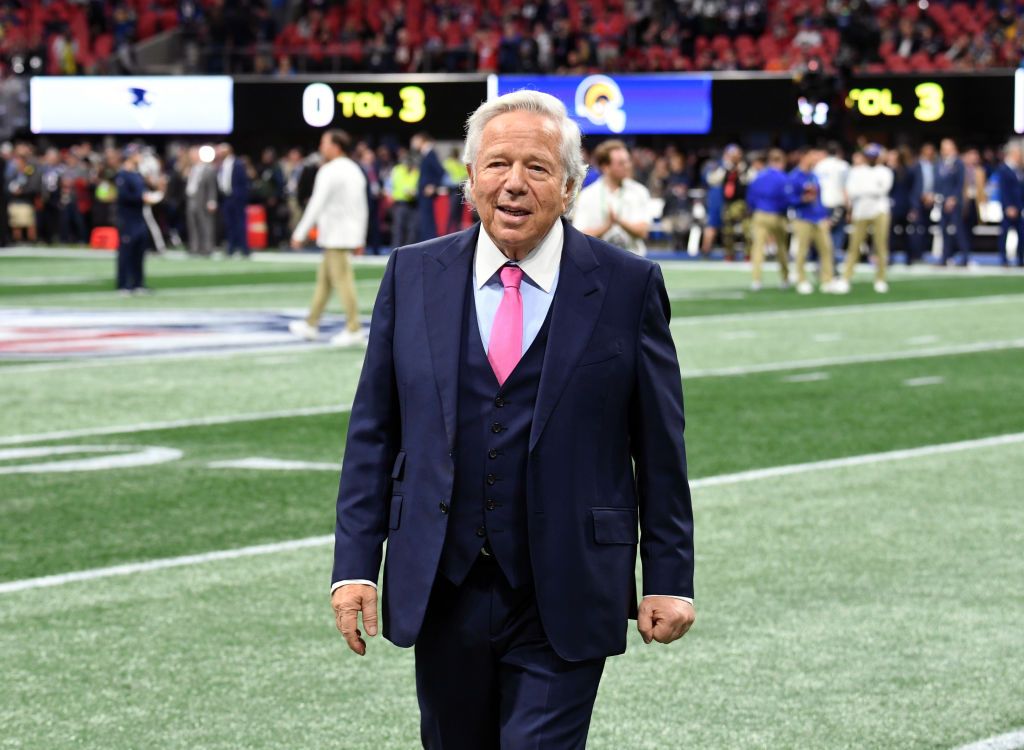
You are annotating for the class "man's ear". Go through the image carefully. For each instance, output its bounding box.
[562,179,575,211]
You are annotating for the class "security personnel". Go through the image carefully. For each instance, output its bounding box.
[789,148,838,294]
[114,145,154,294]
[995,142,1023,267]
[386,148,419,248]
[746,149,791,290]
[937,137,970,266]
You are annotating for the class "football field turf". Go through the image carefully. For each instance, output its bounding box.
[2,248,1023,749]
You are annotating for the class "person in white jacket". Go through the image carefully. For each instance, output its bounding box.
[837,144,894,294]
[289,129,369,347]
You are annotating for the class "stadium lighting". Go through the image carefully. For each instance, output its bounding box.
[198,145,216,163]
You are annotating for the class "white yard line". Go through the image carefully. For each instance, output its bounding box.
[781,372,830,383]
[952,729,1024,750]
[670,293,1024,326]
[904,376,945,387]
[208,457,340,471]
[2,430,1022,595]
[0,404,352,446]
[685,339,1024,379]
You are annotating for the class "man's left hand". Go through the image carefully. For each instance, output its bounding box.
[290,238,301,250]
[637,596,695,645]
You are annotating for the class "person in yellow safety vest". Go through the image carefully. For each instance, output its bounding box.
[443,147,469,235]
[387,147,419,249]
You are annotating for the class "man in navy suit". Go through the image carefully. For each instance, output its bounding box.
[216,143,250,257]
[995,142,1023,267]
[413,131,447,243]
[330,90,695,749]
[936,138,970,266]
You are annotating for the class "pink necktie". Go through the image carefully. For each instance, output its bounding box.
[487,265,524,386]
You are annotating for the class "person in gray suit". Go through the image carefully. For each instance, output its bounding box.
[185,147,218,256]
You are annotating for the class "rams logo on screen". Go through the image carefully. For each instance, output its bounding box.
[574,75,626,133]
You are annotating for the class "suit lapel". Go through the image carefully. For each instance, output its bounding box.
[422,225,478,449]
[530,221,606,451]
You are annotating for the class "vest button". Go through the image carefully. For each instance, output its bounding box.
[491,422,502,433]
[486,499,497,511]
[488,449,498,459]
[486,473,496,485]
[475,526,486,538]
[439,501,449,514]
[494,396,505,407]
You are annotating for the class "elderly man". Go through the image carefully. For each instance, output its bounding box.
[329,90,695,748]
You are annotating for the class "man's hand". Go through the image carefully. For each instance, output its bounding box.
[637,596,695,645]
[944,196,957,213]
[331,584,378,656]
[1007,206,1019,219]
[290,237,302,250]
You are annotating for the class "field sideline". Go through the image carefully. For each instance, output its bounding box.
[1,247,1023,749]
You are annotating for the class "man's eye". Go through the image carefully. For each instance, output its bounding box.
[529,165,547,173]
[488,162,507,169]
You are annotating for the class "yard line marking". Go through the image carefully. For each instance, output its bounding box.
[0,535,334,594]
[689,431,1024,490]
[781,372,830,383]
[907,334,940,345]
[669,293,1024,326]
[952,729,1024,750]
[2,431,1022,595]
[813,333,843,343]
[904,376,945,387]
[719,330,757,340]
[684,338,1024,379]
[0,404,351,446]
[208,457,340,471]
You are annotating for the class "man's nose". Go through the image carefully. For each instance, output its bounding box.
[503,162,527,193]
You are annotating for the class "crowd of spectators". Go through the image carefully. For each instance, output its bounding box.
[3,0,1023,79]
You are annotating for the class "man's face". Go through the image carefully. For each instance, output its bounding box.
[319,134,338,161]
[941,139,956,159]
[1007,147,1022,168]
[603,147,631,183]
[921,144,936,161]
[468,110,571,259]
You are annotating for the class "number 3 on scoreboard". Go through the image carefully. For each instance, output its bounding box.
[398,86,426,124]
[914,82,944,123]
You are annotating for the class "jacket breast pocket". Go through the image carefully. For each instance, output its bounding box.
[591,507,638,545]
[388,495,403,530]
[577,338,623,368]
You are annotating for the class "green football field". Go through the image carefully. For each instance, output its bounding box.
[2,248,1023,749]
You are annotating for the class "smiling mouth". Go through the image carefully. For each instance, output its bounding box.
[497,206,531,217]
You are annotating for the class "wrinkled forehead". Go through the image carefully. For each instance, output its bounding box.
[478,111,562,159]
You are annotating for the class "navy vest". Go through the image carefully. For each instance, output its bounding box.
[437,271,552,590]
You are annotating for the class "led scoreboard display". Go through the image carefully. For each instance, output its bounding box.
[841,74,1012,134]
[232,77,488,137]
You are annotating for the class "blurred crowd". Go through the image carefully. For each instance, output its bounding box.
[3,0,1024,79]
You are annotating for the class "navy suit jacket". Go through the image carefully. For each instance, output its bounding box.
[936,158,965,204]
[225,160,249,205]
[995,163,1022,211]
[331,220,694,662]
[909,160,936,206]
[416,148,446,197]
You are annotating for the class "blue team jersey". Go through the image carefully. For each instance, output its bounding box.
[788,168,829,222]
[747,168,790,215]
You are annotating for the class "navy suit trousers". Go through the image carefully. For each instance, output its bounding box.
[999,213,1024,265]
[415,556,605,750]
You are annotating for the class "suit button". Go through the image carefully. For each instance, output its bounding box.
[491,422,502,433]
[475,526,486,537]
[486,500,497,511]
[494,396,505,407]
[439,502,449,514]
[488,449,498,459]
[486,473,496,485]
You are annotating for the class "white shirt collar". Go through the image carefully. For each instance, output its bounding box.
[475,220,563,293]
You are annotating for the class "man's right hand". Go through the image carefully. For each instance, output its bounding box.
[1007,206,1019,219]
[331,584,378,656]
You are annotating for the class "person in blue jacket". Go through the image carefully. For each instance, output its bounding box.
[789,147,838,294]
[747,148,791,290]
[412,131,447,242]
[995,142,1023,267]
[937,138,971,266]
[114,145,156,294]
[908,143,938,265]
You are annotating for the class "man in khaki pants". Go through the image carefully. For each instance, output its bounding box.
[835,144,893,294]
[746,149,791,291]
[289,130,368,347]
[789,148,839,294]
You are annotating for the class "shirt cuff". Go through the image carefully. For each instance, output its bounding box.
[331,579,377,593]
[644,595,694,604]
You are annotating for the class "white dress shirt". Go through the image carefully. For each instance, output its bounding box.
[334,220,692,605]
[218,156,234,195]
[291,156,368,249]
[572,177,653,255]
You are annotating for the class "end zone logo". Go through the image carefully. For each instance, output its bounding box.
[575,75,626,133]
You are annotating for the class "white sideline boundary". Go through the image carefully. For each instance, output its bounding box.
[2,430,1022,596]
[953,729,1024,750]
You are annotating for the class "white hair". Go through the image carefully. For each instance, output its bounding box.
[463,90,588,214]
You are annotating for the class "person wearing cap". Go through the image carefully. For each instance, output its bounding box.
[115,145,159,295]
[746,148,791,291]
[836,144,893,294]
[789,148,839,294]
